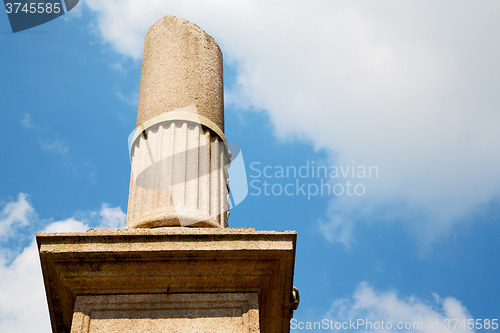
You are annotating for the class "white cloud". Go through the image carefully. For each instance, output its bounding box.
[0,239,52,332]
[81,0,500,247]
[325,283,474,333]
[0,217,89,333]
[319,213,353,248]
[42,218,89,233]
[0,194,126,332]
[0,193,35,239]
[99,203,127,228]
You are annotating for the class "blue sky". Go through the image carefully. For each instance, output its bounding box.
[1,1,500,332]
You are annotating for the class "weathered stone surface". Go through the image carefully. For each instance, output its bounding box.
[71,293,259,333]
[37,228,297,333]
[137,15,224,131]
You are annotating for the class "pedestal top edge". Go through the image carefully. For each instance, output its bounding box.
[36,227,297,242]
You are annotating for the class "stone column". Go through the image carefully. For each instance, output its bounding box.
[126,16,229,229]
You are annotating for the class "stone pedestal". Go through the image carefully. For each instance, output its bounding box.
[37,228,297,333]
[38,15,299,333]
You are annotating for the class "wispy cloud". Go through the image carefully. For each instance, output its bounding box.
[20,113,69,155]
[20,114,35,129]
[39,139,70,155]
[0,193,35,239]
[115,87,139,107]
[324,283,473,333]
[319,214,354,249]
[20,114,98,180]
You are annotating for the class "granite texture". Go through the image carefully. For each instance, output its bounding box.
[37,228,297,333]
[71,293,259,333]
[137,15,224,132]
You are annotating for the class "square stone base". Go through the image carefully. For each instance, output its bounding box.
[71,293,259,333]
[37,227,296,333]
